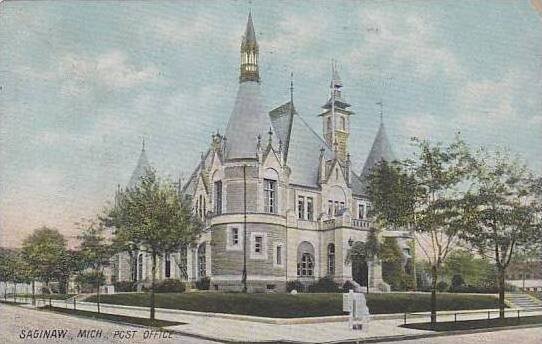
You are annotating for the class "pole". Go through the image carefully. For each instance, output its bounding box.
[242,165,248,293]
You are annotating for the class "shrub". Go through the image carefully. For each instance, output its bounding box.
[449,274,465,292]
[114,281,136,292]
[342,280,356,292]
[436,281,449,292]
[308,277,340,293]
[155,279,185,293]
[286,280,304,292]
[195,277,210,290]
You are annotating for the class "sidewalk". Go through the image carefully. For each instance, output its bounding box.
[13,297,542,343]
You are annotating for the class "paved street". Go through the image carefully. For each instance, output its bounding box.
[0,303,222,344]
[376,327,542,344]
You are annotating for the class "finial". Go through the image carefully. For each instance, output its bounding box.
[268,127,273,144]
[376,100,384,123]
[290,72,294,105]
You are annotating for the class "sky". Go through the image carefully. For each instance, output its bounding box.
[0,0,541,248]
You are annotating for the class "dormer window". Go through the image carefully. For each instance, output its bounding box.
[264,179,276,213]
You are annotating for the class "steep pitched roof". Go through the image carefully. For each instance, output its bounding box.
[361,121,395,178]
[270,103,335,187]
[224,81,271,160]
[242,12,257,46]
[128,145,152,188]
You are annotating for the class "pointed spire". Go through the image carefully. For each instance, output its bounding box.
[361,109,395,178]
[243,11,257,45]
[330,59,343,89]
[129,140,152,188]
[240,12,260,83]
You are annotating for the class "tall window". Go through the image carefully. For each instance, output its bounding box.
[214,181,222,215]
[264,179,277,213]
[276,246,282,265]
[131,256,137,281]
[358,203,366,219]
[231,227,239,246]
[198,244,206,278]
[179,246,188,280]
[299,253,314,277]
[198,195,203,218]
[341,117,346,131]
[327,244,335,276]
[328,200,333,216]
[307,197,314,221]
[334,201,340,215]
[327,117,332,131]
[165,253,171,278]
[254,235,263,253]
[137,253,143,281]
[298,196,305,219]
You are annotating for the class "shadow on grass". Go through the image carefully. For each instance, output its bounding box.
[0,300,23,305]
[402,315,542,332]
[39,306,186,328]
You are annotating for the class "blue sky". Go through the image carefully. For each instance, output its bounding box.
[1,0,541,247]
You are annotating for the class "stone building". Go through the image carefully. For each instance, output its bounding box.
[111,14,412,292]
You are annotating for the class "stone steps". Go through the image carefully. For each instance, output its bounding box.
[506,293,542,309]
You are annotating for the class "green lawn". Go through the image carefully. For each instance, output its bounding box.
[40,306,184,328]
[403,315,542,331]
[86,292,501,318]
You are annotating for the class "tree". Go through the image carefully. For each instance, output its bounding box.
[0,248,16,300]
[77,219,113,313]
[345,228,381,292]
[461,150,542,319]
[367,136,472,323]
[380,238,409,291]
[21,227,68,293]
[443,250,494,286]
[105,169,202,321]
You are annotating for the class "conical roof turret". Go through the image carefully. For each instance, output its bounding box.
[361,121,395,178]
[128,140,152,187]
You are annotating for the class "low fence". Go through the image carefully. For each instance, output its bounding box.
[403,307,542,326]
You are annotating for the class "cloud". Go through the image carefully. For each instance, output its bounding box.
[261,12,329,55]
[349,8,462,80]
[59,51,159,92]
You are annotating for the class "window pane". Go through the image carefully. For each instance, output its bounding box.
[307,197,313,221]
[298,196,305,219]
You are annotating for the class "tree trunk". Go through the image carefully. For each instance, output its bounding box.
[32,280,35,306]
[97,276,101,314]
[430,265,438,324]
[13,282,17,302]
[4,281,7,300]
[498,267,506,320]
[150,253,157,321]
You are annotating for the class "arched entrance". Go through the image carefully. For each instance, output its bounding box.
[352,259,369,287]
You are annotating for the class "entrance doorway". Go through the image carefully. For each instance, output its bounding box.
[352,259,368,287]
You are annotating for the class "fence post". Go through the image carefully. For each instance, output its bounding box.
[403,313,407,325]
[454,313,457,322]
[49,297,51,308]
[74,298,76,311]
[517,309,520,322]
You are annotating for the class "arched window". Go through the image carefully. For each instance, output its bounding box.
[137,253,143,281]
[297,241,315,277]
[197,243,206,278]
[328,244,335,276]
[165,253,171,278]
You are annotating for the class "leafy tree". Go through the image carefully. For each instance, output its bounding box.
[105,169,202,320]
[345,229,381,293]
[367,136,472,323]
[443,250,494,286]
[21,227,68,293]
[0,248,16,300]
[461,150,542,319]
[77,219,113,313]
[380,238,408,291]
